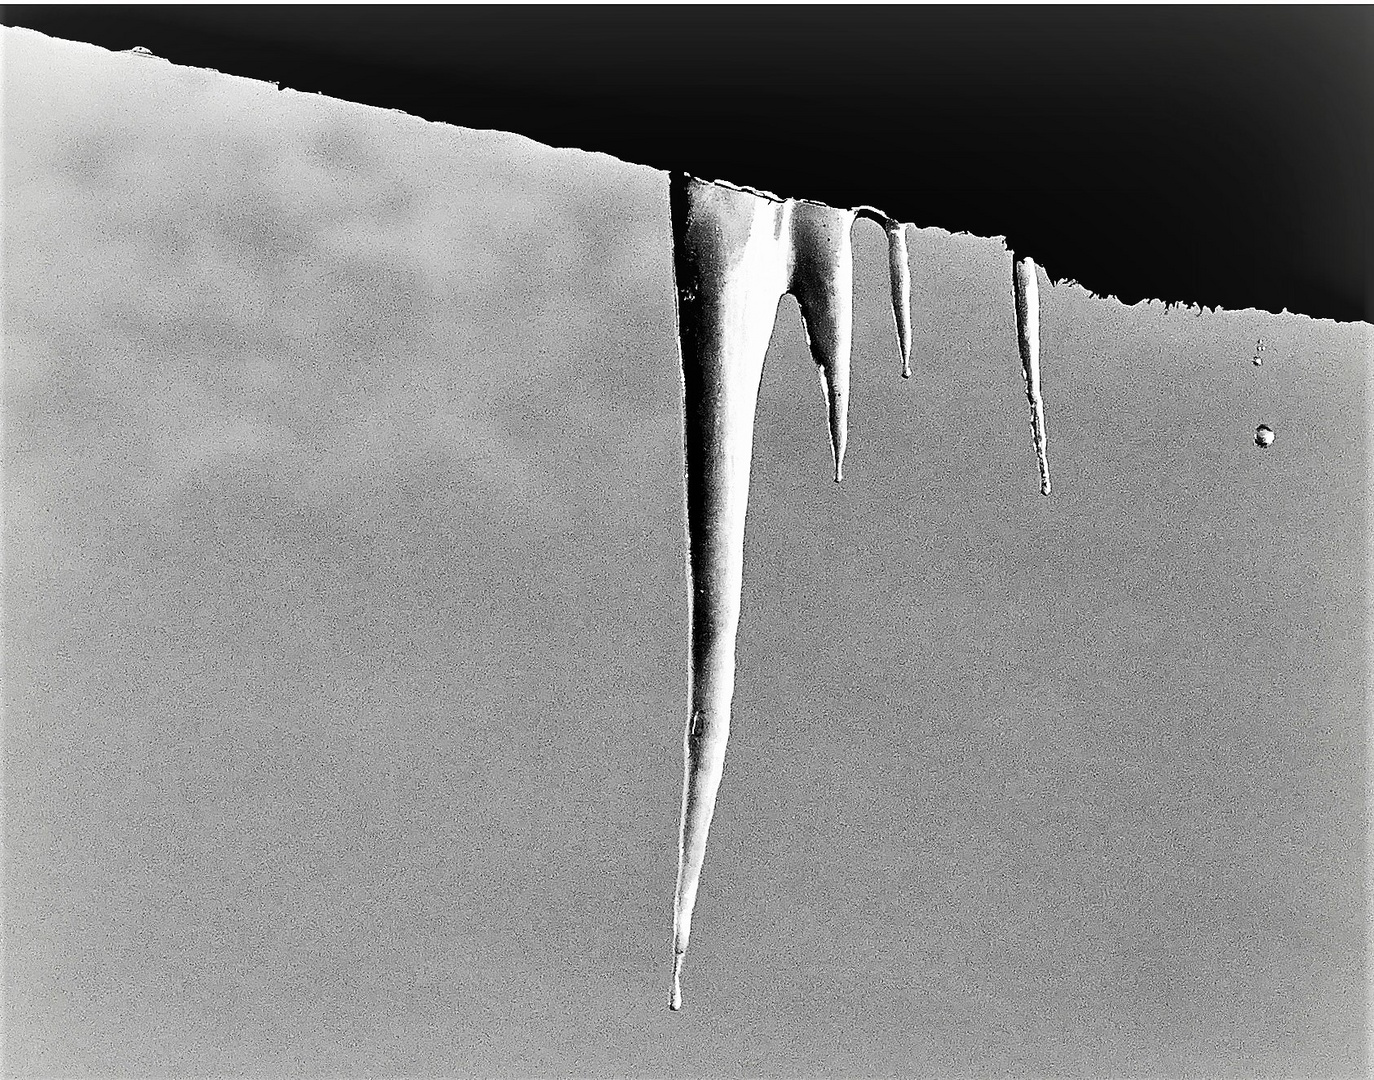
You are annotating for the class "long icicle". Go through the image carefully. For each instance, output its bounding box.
[669,173,792,1011]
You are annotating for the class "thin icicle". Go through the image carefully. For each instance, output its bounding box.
[887,222,913,378]
[790,202,856,483]
[1012,255,1052,496]
[854,206,914,379]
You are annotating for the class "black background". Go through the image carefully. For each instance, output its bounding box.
[5,5,1370,322]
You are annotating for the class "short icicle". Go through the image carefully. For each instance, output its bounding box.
[887,221,913,378]
[854,206,914,379]
[1012,254,1052,496]
[790,202,857,483]
[668,173,792,1011]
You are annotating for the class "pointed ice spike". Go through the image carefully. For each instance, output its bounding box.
[887,221,913,378]
[1012,255,1052,496]
[668,173,792,1010]
[789,202,856,483]
[854,207,913,379]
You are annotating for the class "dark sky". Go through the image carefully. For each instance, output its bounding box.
[3,27,1369,1079]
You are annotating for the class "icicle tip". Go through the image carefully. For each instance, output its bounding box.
[670,953,684,1011]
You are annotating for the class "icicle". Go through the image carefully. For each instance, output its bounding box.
[888,222,913,378]
[668,173,792,1011]
[790,202,856,483]
[855,207,914,379]
[1012,255,1052,496]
